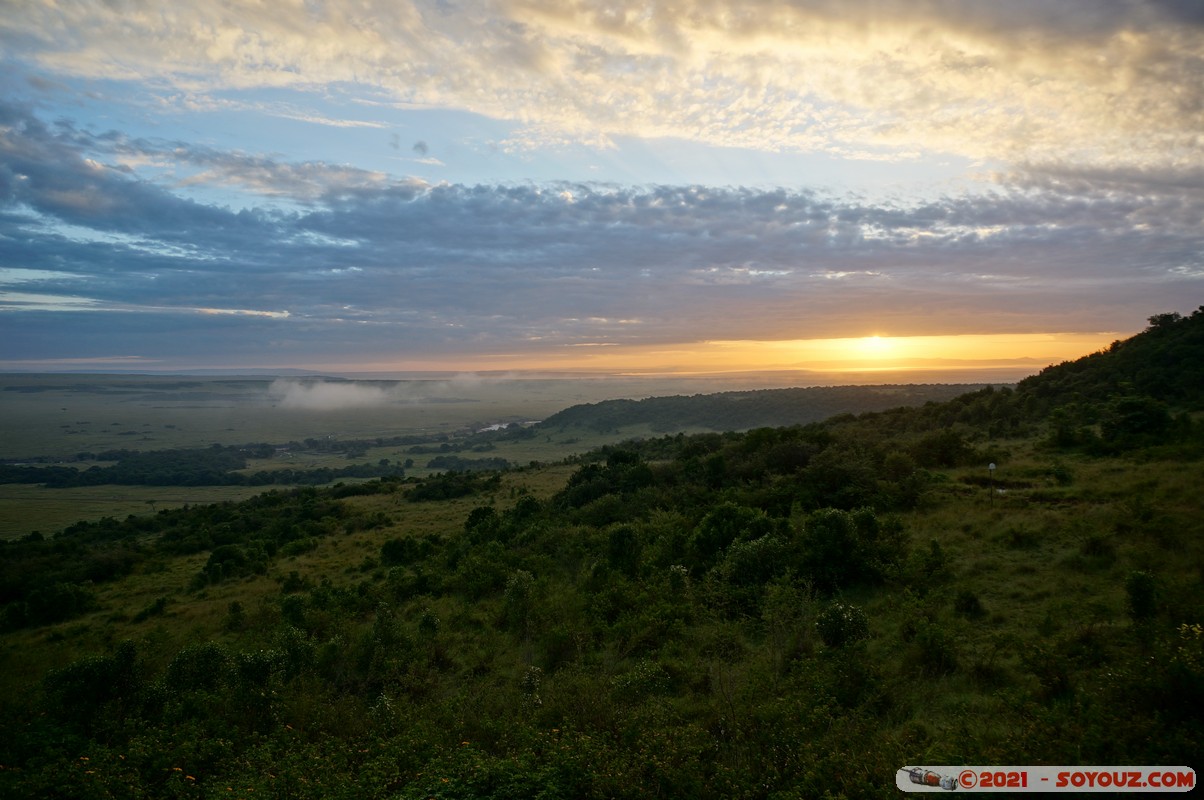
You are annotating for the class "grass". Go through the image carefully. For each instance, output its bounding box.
[0,484,274,540]
[3,374,1201,797]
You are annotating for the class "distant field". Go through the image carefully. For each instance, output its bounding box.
[0,374,579,458]
[0,374,737,537]
[0,372,1004,539]
[0,372,828,459]
[0,370,1013,459]
[0,483,272,539]
[0,424,678,539]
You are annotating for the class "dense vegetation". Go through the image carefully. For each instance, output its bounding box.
[0,309,1201,798]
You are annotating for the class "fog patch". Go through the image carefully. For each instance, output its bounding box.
[268,379,395,410]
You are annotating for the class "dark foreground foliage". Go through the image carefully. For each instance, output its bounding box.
[1,309,1202,798]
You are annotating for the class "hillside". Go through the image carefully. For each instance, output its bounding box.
[536,383,991,435]
[0,309,1201,799]
[1019,309,1204,409]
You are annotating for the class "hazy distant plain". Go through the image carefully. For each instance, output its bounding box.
[0,370,1021,538]
[0,373,676,459]
[0,369,1022,459]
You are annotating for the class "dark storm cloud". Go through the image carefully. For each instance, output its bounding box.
[2,100,1201,365]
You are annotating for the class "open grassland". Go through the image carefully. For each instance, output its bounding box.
[0,484,275,539]
[0,389,661,541]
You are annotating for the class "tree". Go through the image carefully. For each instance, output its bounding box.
[1146,312,1182,331]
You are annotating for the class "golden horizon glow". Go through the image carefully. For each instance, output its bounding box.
[316,330,1130,376]
[857,336,892,356]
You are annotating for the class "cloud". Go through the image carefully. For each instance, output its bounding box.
[268,110,388,129]
[1,98,1200,366]
[268,378,396,410]
[2,1,1200,172]
[266,375,499,408]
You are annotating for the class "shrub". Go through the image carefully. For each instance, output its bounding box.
[464,506,500,542]
[279,537,318,557]
[1023,643,1072,701]
[381,536,420,566]
[691,503,775,567]
[418,607,440,639]
[607,524,642,577]
[165,641,232,693]
[42,640,140,725]
[954,590,985,618]
[911,429,975,468]
[23,581,96,627]
[1050,461,1074,486]
[717,534,790,587]
[611,658,669,702]
[132,595,168,622]
[800,507,908,592]
[200,544,250,584]
[1100,395,1171,444]
[503,569,535,634]
[909,619,960,677]
[1126,570,1158,622]
[817,603,869,648]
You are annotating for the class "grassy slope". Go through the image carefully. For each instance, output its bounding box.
[2,440,1198,798]
[0,313,1201,798]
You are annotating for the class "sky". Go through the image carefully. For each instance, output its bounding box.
[1,0,1202,377]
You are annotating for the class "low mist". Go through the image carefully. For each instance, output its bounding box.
[268,379,397,410]
[265,374,514,411]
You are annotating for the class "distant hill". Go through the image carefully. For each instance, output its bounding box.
[537,383,994,434]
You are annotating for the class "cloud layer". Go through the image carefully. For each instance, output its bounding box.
[4,0,1201,171]
[1,2,1202,369]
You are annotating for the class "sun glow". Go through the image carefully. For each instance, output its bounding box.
[338,331,1128,378]
[858,335,892,355]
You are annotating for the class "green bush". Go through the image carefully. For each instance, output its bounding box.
[954,589,985,618]
[816,602,869,648]
[606,524,642,577]
[165,641,232,693]
[22,581,96,627]
[800,507,907,592]
[909,619,960,677]
[690,503,775,567]
[503,569,535,635]
[1126,570,1158,622]
[381,536,420,566]
[42,640,140,726]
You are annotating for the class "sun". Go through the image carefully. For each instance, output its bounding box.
[858,335,893,355]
